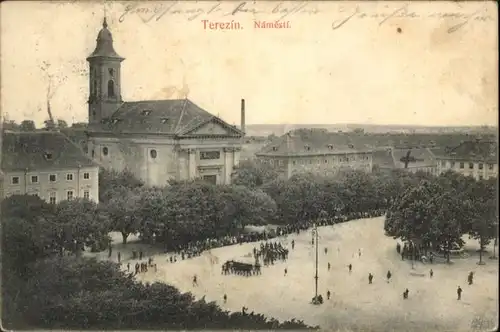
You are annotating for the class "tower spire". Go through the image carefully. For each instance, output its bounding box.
[103,5,108,28]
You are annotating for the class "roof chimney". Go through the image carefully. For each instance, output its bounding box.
[240,99,246,137]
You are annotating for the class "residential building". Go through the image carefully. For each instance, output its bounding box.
[372,146,438,175]
[1,131,99,203]
[435,139,498,180]
[85,18,243,186]
[255,129,373,179]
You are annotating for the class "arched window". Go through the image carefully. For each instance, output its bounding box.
[150,149,157,159]
[108,80,115,97]
[102,147,108,156]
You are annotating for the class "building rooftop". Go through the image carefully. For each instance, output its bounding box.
[256,129,373,157]
[435,139,498,162]
[89,99,243,137]
[1,131,97,171]
[373,147,437,169]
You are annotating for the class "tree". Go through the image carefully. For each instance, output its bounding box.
[57,119,68,128]
[43,119,56,130]
[71,122,87,129]
[98,168,144,204]
[385,180,442,267]
[106,187,144,244]
[431,190,469,263]
[225,186,277,228]
[2,119,20,131]
[231,160,279,188]
[5,255,312,330]
[52,198,110,256]
[468,180,497,264]
[19,120,36,131]
[1,195,58,274]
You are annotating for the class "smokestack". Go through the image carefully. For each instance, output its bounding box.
[240,98,246,137]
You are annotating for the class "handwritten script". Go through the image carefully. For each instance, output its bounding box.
[331,3,492,33]
[117,1,493,34]
[118,1,318,22]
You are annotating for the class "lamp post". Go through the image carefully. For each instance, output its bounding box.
[311,223,320,305]
[314,223,319,298]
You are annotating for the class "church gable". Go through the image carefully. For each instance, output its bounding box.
[191,121,231,135]
[178,117,242,137]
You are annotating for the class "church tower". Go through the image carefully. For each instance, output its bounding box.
[86,18,125,125]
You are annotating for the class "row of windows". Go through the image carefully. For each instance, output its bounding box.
[100,147,159,159]
[292,156,369,166]
[49,190,90,203]
[262,155,370,166]
[98,147,222,161]
[11,172,91,185]
[272,144,357,152]
[7,190,90,203]
[441,161,495,170]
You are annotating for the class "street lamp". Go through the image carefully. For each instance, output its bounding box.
[311,223,320,305]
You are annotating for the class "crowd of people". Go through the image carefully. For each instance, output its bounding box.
[254,241,289,266]
[116,209,385,268]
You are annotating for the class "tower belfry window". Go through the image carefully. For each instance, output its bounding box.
[109,68,114,77]
[108,80,115,97]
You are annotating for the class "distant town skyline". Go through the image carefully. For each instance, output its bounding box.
[1,1,498,127]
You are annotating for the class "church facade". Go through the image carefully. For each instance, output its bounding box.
[85,19,244,186]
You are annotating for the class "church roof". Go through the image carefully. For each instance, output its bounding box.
[1,132,97,171]
[92,99,242,137]
[434,139,498,162]
[256,129,373,157]
[87,18,124,60]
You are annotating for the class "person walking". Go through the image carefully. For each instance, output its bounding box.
[348,264,352,273]
[430,269,433,278]
[403,288,409,299]
[457,286,462,300]
[223,294,227,303]
[386,270,392,283]
[284,268,288,276]
[467,272,474,285]
[327,290,331,300]
[328,262,331,271]
[368,273,373,284]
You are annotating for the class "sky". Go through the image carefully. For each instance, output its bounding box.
[0,1,498,127]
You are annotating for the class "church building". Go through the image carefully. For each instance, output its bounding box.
[85,18,244,186]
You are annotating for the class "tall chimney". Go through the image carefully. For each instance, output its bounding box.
[240,98,246,137]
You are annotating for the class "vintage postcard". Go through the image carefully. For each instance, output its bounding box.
[0,1,498,331]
